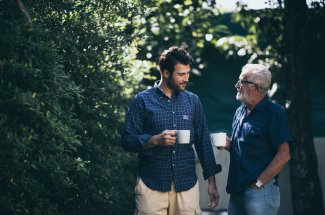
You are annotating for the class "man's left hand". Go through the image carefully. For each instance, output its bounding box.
[207,176,219,208]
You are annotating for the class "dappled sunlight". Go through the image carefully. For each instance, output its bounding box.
[268,82,278,97]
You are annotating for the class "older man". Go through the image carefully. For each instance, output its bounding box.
[222,64,292,215]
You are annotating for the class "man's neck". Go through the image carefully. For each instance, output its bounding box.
[245,95,265,112]
[158,80,173,98]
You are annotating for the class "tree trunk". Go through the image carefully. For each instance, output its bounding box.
[283,0,325,214]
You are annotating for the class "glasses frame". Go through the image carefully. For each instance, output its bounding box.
[237,79,256,87]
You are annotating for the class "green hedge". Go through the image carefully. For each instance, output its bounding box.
[0,0,146,214]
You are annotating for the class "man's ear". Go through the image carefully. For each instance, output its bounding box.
[162,70,170,78]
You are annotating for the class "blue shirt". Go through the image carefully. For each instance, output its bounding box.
[121,83,221,192]
[227,96,292,194]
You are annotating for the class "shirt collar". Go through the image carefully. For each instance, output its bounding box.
[154,80,165,96]
[252,95,269,111]
[242,95,269,114]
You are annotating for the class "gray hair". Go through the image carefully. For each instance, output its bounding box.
[241,64,271,94]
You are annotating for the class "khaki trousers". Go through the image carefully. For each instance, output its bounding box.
[134,178,202,215]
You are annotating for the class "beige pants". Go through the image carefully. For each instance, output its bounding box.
[134,178,202,215]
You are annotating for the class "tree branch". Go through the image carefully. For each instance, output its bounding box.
[17,0,32,25]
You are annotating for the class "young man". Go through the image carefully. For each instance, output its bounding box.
[222,64,292,215]
[121,46,221,214]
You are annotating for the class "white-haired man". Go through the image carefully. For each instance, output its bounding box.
[221,64,292,215]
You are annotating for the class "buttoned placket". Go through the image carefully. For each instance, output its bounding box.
[171,96,177,171]
[234,108,248,157]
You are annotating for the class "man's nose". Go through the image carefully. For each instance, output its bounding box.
[184,74,189,81]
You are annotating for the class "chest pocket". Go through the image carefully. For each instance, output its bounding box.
[145,102,168,131]
[241,122,267,159]
[177,113,193,129]
[242,123,262,139]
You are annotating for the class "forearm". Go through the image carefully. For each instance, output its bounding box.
[121,133,152,152]
[143,135,158,149]
[207,175,219,208]
[195,127,222,178]
[197,148,222,179]
[257,142,291,184]
[142,130,177,150]
[208,175,216,185]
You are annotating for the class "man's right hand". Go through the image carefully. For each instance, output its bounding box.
[217,135,231,150]
[145,130,177,149]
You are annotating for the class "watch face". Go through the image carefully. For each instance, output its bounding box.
[255,180,263,188]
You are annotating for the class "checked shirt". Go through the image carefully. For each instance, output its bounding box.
[121,83,221,192]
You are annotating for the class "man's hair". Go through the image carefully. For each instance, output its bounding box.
[158,46,194,74]
[241,64,272,94]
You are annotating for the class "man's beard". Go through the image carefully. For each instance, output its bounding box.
[167,75,181,91]
[236,91,242,101]
[236,90,252,105]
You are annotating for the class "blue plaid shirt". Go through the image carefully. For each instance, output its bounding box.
[121,83,221,192]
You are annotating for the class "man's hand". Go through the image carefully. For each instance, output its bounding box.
[145,130,177,149]
[207,176,219,208]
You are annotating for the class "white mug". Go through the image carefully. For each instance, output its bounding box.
[211,132,226,147]
[177,130,190,144]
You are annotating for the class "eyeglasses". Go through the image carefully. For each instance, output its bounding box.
[237,79,256,87]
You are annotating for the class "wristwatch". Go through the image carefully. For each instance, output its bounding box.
[255,179,264,189]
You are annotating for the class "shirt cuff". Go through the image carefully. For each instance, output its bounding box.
[203,164,222,180]
[138,134,152,150]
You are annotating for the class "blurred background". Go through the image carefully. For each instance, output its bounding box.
[0,0,324,214]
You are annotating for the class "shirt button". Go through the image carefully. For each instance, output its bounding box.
[173,151,176,153]
[172,111,175,114]
[173,124,176,127]
[173,164,175,166]
[168,100,170,102]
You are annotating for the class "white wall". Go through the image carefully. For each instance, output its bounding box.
[314,137,325,209]
[196,148,230,211]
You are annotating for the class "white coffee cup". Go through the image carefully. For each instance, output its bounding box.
[211,132,226,147]
[177,130,190,144]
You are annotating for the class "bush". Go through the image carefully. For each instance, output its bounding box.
[0,0,147,214]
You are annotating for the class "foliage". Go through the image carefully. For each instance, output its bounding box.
[135,1,282,85]
[0,0,149,214]
[215,6,286,102]
[135,0,231,83]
